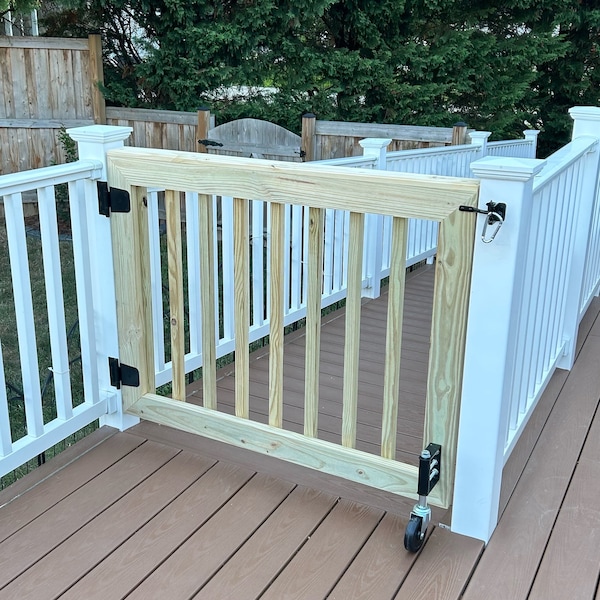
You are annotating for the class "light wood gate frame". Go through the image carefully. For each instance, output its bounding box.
[107,147,479,508]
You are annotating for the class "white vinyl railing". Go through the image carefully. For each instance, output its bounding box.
[4,115,596,549]
[453,107,600,543]
[0,160,110,476]
[506,136,598,452]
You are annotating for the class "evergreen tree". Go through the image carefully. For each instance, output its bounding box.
[38,0,598,148]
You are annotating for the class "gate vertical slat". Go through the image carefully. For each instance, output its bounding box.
[342,212,365,449]
[381,217,408,460]
[234,198,250,419]
[199,194,217,409]
[304,207,324,438]
[269,202,285,428]
[165,189,186,401]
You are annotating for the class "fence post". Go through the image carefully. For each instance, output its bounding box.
[301,113,317,161]
[558,106,600,369]
[452,121,469,145]
[67,124,139,431]
[469,131,492,159]
[359,138,392,299]
[452,155,546,542]
[523,130,540,158]
[88,34,106,124]
[196,107,211,153]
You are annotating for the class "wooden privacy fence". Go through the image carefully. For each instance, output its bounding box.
[300,115,469,161]
[107,108,471,162]
[0,35,105,174]
[197,111,469,162]
[107,147,479,508]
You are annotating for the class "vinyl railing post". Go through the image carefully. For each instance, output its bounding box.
[523,130,540,158]
[359,138,391,299]
[452,155,546,542]
[558,107,600,369]
[468,131,492,161]
[67,124,139,431]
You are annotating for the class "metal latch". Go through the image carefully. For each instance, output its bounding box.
[459,201,506,243]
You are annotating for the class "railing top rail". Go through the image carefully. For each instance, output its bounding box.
[533,136,598,192]
[0,159,103,196]
[312,156,377,168]
[386,144,481,160]
[107,147,479,220]
[487,140,530,147]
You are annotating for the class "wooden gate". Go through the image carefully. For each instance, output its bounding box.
[199,117,303,161]
[107,148,479,508]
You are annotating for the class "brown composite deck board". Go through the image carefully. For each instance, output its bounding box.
[528,457,600,600]
[193,487,338,599]
[0,451,216,600]
[260,499,384,599]
[462,332,600,600]
[394,527,484,600]
[527,394,600,600]
[327,512,427,599]
[498,368,568,516]
[0,425,118,509]
[0,429,138,543]
[125,474,296,599]
[0,439,178,590]
[61,461,256,600]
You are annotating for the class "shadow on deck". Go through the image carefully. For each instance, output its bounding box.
[1,280,599,598]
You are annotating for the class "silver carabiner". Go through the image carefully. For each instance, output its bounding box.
[481,211,504,243]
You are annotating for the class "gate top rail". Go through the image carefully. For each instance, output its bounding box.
[106,147,479,221]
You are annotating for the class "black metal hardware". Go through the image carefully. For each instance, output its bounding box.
[108,357,140,389]
[417,443,441,496]
[97,181,131,217]
[459,201,506,219]
[404,442,442,552]
[459,201,506,243]
[197,139,224,147]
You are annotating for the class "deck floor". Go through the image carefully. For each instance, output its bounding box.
[1,286,599,598]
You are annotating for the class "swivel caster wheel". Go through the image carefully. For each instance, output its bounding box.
[403,443,441,553]
[404,515,425,552]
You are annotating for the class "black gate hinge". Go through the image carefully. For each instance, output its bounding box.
[97,181,131,217]
[109,357,140,389]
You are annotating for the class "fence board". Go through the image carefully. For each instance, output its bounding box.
[0,35,103,173]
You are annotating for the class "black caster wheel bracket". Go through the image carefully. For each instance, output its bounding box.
[404,443,441,553]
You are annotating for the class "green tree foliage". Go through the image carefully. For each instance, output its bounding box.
[1,0,38,12]
[39,0,599,151]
